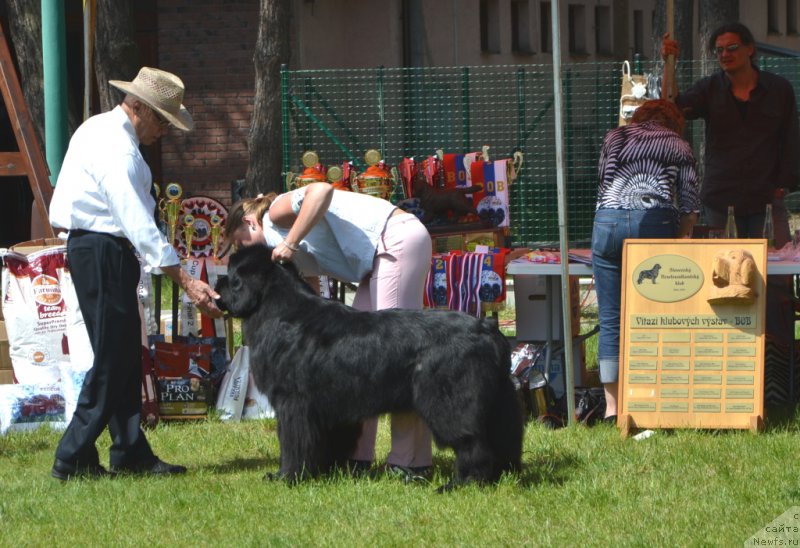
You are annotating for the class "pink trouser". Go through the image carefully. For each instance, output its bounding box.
[350,212,433,468]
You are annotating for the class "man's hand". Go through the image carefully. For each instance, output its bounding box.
[183,277,223,318]
[161,264,223,318]
[661,32,679,61]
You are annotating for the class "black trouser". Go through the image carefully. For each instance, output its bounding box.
[55,231,155,467]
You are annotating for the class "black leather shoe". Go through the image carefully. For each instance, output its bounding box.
[51,458,111,481]
[110,458,187,476]
[381,464,432,483]
[603,415,618,425]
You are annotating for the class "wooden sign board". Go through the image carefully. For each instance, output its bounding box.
[618,239,767,436]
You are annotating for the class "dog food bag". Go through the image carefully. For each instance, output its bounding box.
[216,345,250,421]
[60,267,94,373]
[141,345,160,428]
[242,371,275,420]
[154,340,214,378]
[1,244,70,385]
[58,361,88,425]
[0,382,66,435]
[158,377,211,418]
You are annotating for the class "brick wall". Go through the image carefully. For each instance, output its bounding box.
[156,1,259,208]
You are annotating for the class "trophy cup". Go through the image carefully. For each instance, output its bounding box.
[355,149,394,200]
[209,214,223,260]
[182,213,196,258]
[286,151,327,190]
[164,182,183,248]
[152,182,168,227]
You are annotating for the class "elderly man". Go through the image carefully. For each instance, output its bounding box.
[49,67,221,480]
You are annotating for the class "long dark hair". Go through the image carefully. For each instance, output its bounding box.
[709,23,756,61]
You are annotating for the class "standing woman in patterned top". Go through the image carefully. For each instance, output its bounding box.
[591,99,700,422]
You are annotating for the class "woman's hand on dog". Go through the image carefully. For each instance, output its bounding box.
[272,241,296,264]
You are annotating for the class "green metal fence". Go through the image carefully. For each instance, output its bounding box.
[281,58,800,247]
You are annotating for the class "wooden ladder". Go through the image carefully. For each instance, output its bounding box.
[0,21,55,238]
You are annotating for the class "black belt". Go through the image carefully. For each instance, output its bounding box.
[69,229,135,251]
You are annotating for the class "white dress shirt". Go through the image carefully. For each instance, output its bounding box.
[49,106,180,268]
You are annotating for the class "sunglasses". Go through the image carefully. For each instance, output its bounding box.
[714,44,741,55]
[150,107,171,129]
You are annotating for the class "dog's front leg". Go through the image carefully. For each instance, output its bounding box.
[273,400,326,482]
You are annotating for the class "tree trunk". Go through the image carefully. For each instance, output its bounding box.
[246,0,291,198]
[699,0,738,71]
[653,0,693,61]
[6,0,45,148]
[611,0,629,60]
[94,0,139,113]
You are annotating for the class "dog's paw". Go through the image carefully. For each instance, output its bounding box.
[263,470,300,484]
[263,471,284,482]
[435,480,459,493]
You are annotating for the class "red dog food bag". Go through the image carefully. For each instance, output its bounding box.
[1,243,70,385]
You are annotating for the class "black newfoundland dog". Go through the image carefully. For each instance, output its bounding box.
[215,244,523,489]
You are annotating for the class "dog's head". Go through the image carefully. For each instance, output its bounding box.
[215,244,283,318]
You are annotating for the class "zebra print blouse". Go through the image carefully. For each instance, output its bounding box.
[595,120,700,214]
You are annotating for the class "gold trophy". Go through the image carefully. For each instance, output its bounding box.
[209,214,223,260]
[286,151,327,190]
[153,182,168,226]
[355,149,394,200]
[165,182,183,248]
[182,214,196,258]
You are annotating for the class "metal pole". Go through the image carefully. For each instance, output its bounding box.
[280,64,290,184]
[550,0,576,423]
[41,0,69,184]
[664,0,676,101]
[83,0,94,120]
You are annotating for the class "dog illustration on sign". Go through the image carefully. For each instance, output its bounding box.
[637,263,662,285]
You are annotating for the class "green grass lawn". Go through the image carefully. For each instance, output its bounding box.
[2,413,800,546]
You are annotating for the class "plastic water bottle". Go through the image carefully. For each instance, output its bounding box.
[762,204,775,249]
[724,205,737,238]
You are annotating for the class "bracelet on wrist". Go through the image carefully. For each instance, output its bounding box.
[282,240,299,252]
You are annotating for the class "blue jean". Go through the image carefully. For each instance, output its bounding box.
[591,209,677,383]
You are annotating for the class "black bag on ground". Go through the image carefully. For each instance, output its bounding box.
[574,387,606,425]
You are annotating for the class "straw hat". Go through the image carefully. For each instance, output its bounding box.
[109,67,194,131]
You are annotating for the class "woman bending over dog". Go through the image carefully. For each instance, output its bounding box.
[226,182,434,481]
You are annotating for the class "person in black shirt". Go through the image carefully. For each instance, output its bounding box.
[663,23,800,402]
[662,22,800,243]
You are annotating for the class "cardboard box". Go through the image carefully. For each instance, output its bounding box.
[513,275,581,341]
[9,238,66,254]
[0,320,9,371]
[0,370,15,384]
